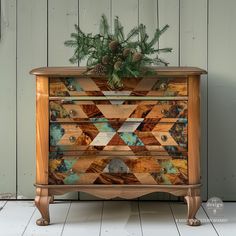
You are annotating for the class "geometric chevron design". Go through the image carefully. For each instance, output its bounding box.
[49,76,189,185]
[49,77,188,97]
[48,154,188,185]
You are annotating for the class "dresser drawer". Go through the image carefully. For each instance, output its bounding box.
[50,100,187,121]
[49,120,187,152]
[49,77,187,97]
[49,154,188,185]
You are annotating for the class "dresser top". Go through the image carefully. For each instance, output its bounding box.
[30,66,207,77]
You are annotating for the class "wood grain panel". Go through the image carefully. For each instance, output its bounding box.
[36,77,49,184]
[188,76,200,184]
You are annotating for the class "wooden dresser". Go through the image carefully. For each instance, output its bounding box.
[30,66,206,226]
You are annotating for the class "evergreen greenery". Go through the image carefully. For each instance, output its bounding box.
[65,14,172,89]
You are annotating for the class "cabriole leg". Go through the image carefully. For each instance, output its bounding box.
[35,187,50,226]
[184,195,201,226]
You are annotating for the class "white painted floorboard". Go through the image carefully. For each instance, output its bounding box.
[170,202,218,236]
[0,201,35,236]
[202,202,236,236]
[23,202,71,236]
[100,201,142,236]
[62,201,103,236]
[139,201,179,236]
[0,201,234,236]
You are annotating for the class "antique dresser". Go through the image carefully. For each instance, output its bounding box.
[30,66,206,226]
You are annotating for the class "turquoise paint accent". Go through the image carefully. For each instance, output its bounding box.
[161,161,178,174]
[90,118,115,132]
[161,175,172,184]
[50,124,64,146]
[64,173,80,184]
[67,77,83,91]
[119,132,144,146]
[64,159,77,170]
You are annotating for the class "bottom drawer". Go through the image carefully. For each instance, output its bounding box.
[49,154,188,185]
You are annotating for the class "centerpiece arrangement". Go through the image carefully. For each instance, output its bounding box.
[65,15,172,88]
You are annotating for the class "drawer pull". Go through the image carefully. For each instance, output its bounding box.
[161,109,168,115]
[68,84,76,91]
[161,135,168,142]
[69,109,77,116]
[160,82,168,90]
[69,136,76,143]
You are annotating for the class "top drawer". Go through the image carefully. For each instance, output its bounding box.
[49,77,188,97]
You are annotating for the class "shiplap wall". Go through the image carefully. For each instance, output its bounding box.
[0,0,234,201]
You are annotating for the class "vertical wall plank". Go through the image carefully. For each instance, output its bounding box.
[48,0,78,200]
[79,0,111,66]
[79,0,111,199]
[208,0,236,200]
[180,0,208,200]
[48,0,78,66]
[17,0,47,198]
[0,0,16,198]
[158,0,179,66]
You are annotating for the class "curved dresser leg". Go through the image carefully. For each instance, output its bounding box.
[184,195,201,226]
[49,195,54,204]
[35,188,50,226]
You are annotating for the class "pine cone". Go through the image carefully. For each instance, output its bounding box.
[132,52,142,62]
[123,48,131,57]
[109,40,119,51]
[93,64,106,75]
[102,55,109,65]
[114,61,122,71]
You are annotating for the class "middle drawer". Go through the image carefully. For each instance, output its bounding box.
[50,100,187,121]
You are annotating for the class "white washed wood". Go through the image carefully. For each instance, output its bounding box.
[179,0,208,200]
[79,0,111,67]
[208,0,236,200]
[171,203,217,235]
[203,202,236,236]
[78,0,110,200]
[48,0,78,66]
[23,202,70,236]
[0,201,35,236]
[0,0,16,198]
[139,202,179,236]
[158,0,179,66]
[17,0,47,198]
[62,201,103,236]
[48,0,78,200]
[0,201,7,210]
[101,201,142,236]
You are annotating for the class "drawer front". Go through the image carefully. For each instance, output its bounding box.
[49,77,187,97]
[50,100,187,121]
[49,120,187,152]
[49,154,188,185]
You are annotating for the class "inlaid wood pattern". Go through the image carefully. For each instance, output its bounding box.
[48,154,188,185]
[49,77,188,97]
[50,100,188,122]
[49,120,188,153]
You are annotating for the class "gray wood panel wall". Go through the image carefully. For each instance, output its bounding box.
[0,0,233,200]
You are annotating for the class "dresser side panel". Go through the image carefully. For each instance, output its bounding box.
[188,76,200,184]
[36,76,49,184]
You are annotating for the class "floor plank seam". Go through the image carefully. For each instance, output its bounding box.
[169,203,181,236]
[137,201,144,236]
[201,205,220,236]
[99,201,104,236]
[60,201,72,236]
[0,201,8,212]
[21,205,36,236]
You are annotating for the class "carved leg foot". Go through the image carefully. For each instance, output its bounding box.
[184,195,201,226]
[35,188,50,226]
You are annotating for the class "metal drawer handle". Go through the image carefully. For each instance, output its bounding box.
[68,84,76,91]
[69,136,76,143]
[160,82,168,90]
[69,109,77,116]
[161,135,168,142]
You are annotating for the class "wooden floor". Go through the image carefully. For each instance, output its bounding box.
[0,200,235,236]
